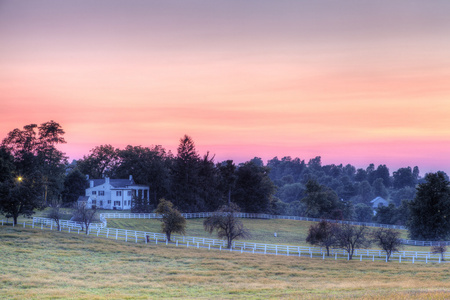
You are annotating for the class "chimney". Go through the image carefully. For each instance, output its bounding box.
[86,174,89,180]
[90,180,94,188]
[105,177,110,184]
[129,175,133,181]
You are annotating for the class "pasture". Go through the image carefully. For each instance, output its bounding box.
[106,218,429,252]
[1,226,450,299]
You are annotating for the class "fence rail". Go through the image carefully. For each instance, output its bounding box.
[1,218,449,264]
[29,212,450,246]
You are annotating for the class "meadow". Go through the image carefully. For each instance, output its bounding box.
[106,218,430,252]
[1,226,449,299]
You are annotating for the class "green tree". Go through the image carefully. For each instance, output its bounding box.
[77,144,119,179]
[300,179,342,219]
[203,203,250,248]
[0,148,43,224]
[169,135,201,212]
[115,145,171,204]
[154,198,186,242]
[62,168,88,205]
[408,172,450,240]
[217,160,237,206]
[2,121,67,206]
[353,203,373,223]
[232,161,275,213]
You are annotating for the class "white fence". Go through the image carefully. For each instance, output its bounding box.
[1,218,449,264]
[27,212,450,247]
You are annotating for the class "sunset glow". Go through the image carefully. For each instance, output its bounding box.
[1,1,450,174]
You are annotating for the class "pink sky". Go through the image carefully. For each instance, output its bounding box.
[1,1,450,175]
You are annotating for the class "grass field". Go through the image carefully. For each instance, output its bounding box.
[1,226,449,299]
[106,218,430,252]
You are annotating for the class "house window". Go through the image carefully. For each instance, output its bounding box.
[127,191,132,196]
[92,200,96,205]
[92,191,97,195]
[107,200,111,204]
[99,191,105,196]
[114,201,120,206]
[128,200,131,206]
[100,201,103,206]
[116,191,122,196]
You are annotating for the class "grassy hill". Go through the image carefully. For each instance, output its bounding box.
[1,226,449,299]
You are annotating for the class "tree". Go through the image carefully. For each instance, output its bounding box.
[2,121,67,206]
[154,198,186,242]
[407,172,450,240]
[431,243,447,261]
[232,161,275,213]
[218,160,237,206]
[62,168,87,205]
[115,145,171,204]
[46,203,63,231]
[334,223,371,260]
[72,203,97,234]
[0,148,43,225]
[203,203,250,248]
[371,228,403,261]
[353,203,373,223]
[306,220,338,256]
[169,135,201,211]
[393,167,417,189]
[300,179,342,219]
[77,144,119,179]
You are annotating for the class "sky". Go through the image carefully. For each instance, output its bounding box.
[1,0,450,175]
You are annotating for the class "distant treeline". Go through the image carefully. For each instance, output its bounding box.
[1,121,445,229]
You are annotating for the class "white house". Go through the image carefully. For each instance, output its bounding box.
[79,175,150,210]
[370,196,389,215]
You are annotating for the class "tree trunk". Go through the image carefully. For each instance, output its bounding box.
[13,215,18,225]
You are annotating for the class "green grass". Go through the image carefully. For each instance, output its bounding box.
[1,226,449,299]
[106,218,431,252]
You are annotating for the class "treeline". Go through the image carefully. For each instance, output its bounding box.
[2,121,450,241]
[267,156,422,224]
[72,135,275,213]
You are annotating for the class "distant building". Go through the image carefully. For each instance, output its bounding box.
[78,175,150,210]
[370,196,389,215]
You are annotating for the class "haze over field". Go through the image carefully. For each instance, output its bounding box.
[1,1,450,173]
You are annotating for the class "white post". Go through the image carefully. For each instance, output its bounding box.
[399,255,401,263]
[106,228,109,238]
[166,240,168,245]
[125,231,128,242]
[335,253,337,260]
[373,255,374,262]
[323,253,325,260]
[50,223,52,230]
[186,241,188,247]
[412,256,415,264]
[220,245,221,251]
[209,244,210,250]
[68,227,71,233]
[176,240,178,247]
[116,230,118,240]
[360,255,362,261]
[23,222,25,228]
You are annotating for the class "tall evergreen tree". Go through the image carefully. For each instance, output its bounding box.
[408,172,450,240]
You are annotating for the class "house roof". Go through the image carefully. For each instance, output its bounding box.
[89,178,135,188]
[370,196,387,203]
[77,196,90,202]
